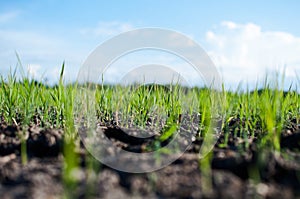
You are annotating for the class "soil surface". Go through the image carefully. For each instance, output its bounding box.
[0,120,300,199]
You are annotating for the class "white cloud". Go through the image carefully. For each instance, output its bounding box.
[0,28,87,84]
[205,21,300,89]
[0,19,134,84]
[2,19,299,89]
[80,21,134,37]
[0,11,20,24]
[0,20,135,84]
[221,21,237,30]
[27,64,41,77]
[104,49,203,86]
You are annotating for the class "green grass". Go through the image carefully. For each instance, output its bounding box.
[0,64,299,195]
[0,65,299,153]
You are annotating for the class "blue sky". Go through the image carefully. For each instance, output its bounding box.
[0,0,299,89]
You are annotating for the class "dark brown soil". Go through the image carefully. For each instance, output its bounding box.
[0,120,300,199]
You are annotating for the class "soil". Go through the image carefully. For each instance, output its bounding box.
[0,119,300,199]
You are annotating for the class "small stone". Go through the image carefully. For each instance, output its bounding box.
[256,183,269,196]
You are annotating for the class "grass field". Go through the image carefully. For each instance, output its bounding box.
[0,65,299,198]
